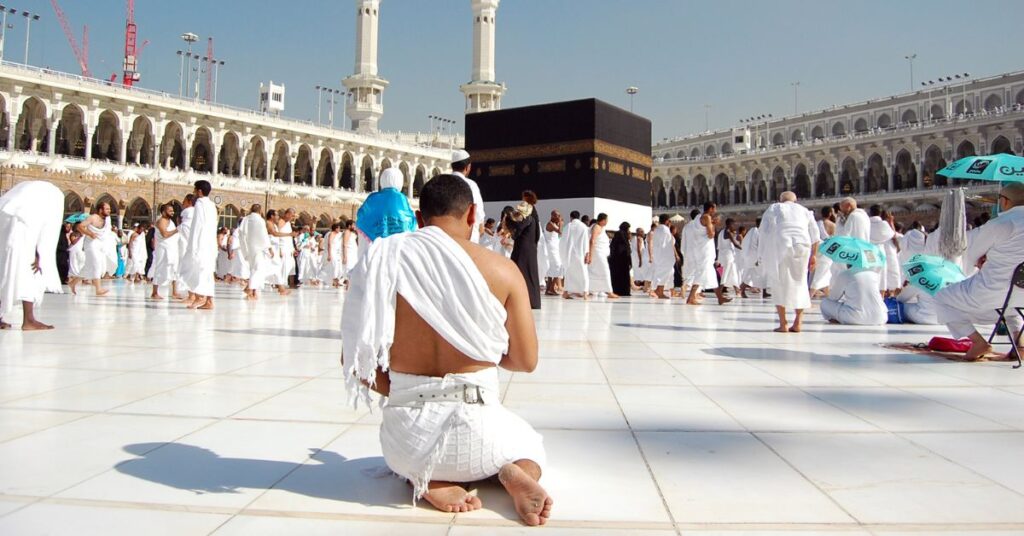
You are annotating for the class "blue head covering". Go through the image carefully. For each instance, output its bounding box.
[356,169,417,241]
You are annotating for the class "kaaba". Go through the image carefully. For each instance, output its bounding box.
[465,98,653,230]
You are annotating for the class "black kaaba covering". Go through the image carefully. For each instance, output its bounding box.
[465,98,652,205]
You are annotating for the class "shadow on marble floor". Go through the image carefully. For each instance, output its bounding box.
[214,328,341,340]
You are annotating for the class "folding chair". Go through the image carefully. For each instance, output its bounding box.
[988,262,1024,368]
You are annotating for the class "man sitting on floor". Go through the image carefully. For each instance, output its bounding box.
[934,183,1024,360]
[820,267,888,326]
[340,174,551,525]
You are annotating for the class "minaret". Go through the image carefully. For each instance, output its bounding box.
[343,0,389,133]
[460,0,506,114]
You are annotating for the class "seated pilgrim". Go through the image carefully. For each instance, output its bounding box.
[820,267,888,325]
[895,283,938,325]
[340,174,552,526]
[934,183,1024,361]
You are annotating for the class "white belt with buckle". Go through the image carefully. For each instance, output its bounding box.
[387,384,488,407]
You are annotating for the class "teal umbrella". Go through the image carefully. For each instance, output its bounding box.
[819,236,886,269]
[936,154,1024,183]
[64,212,88,224]
[902,256,966,296]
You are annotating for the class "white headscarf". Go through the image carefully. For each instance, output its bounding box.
[379,168,404,191]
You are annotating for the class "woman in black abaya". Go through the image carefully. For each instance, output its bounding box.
[507,190,541,309]
[609,221,632,297]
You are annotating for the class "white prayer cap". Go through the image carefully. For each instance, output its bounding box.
[379,168,404,190]
[452,149,471,164]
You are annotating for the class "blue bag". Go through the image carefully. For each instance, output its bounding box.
[884,297,905,324]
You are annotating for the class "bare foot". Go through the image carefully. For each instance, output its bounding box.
[277,289,291,296]
[718,297,733,305]
[187,298,206,310]
[95,289,110,297]
[245,293,258,301]
[790,323,802,333]
[22,319,54,331]
[773,326,789,333]
[422,481,482,513]
[150,294,164,300]
[499,463,552,526]
[965,341,994,361]
[197,301,214,310]
[0,320,11,329]
[607,293,620,299]
[562,293,574,300]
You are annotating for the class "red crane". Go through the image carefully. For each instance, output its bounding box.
[203,36,214,102]
[122,0,139,87]
[49,0,90,77]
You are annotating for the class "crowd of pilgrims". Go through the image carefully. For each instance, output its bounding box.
[56,202,363,297]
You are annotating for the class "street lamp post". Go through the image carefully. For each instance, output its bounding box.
[314,85,323,125]
[904,53,917,91]
[703,104,711,132]
[180,33,199,98]
[21,10,38,65]
[626,86,638,113]
[0,6,16,61]
[212,60,225,102]
[791,81,800,115]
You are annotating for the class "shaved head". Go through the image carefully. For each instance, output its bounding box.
[1001,183,1024,205]
[779,191,797,203]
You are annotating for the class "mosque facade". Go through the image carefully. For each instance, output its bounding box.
[651,71,1024,221]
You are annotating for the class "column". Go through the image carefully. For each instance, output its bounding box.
[917,159,926,189]
[311,150,321,186]
[182,131,192,171]
[4,99,14,151]
[289,153,297,183]
[331,150,340,188]
[240,145,249,178]
[84,128,93,161]
[119,136,128,164]
[47,120,57,155]
[834,161,841,197]
[211,138,220,176]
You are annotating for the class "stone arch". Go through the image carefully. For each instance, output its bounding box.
[901,109,918,124]
[160,121,186,170]
[652,176,666,208]
[692,175,709,206]
[771,132,785,147]
[853,117,868,133]
[924,145,947,187]
[399,161,411,193]
[790,129,804,143]
[984,94,1003,111]
[865,153,887,193]
[189,127,214,172]
[92,110,121,161]
[750,169,766,204]
[668,187,677,207]
[689,147,700,158]
[63,191,84,217]
[677,182,688,207]
[831,121,846,136]
[893,149,916,191]
[294,144,314,185]
[0,93,8,149]
[815,161,835,198]
[218,131,241,176]
[1016,89,1024,106]
[360,155,375,191]
[270,139,290,181]
[876,113,892,129]
[431,167,441,178]
[713,173,729,205]
[990,135,1013,155]
[720,142,732,155]
[55,103,87,157]
[956,140,976,159]
[705,144,716,157]
[380,157,393,170]
[839,157,859,195]
[245,136,267,179]
[930,104,945,120]
[793,163,811,198]
[770,166,786,200]
[811,126,824,140]
[413,165,426,197]
[675,150,685,159]
[219,204,241,229]
[339,152,355,189]
[124,197,151,225]
[127,115,155,166]
[15,96,49,152]
[954,98,973,115]
[316,148,335,187]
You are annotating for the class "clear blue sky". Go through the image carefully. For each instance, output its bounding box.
[14,0,1024,141]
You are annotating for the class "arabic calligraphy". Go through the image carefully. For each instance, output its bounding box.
[998,165,1024,176]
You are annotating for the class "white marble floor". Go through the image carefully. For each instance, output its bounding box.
[1,281,1023,535]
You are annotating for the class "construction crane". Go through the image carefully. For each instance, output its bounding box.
[49,0,89,77]
[122,0,140,87]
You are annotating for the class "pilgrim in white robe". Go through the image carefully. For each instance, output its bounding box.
[81,216,113,280]
[323,230,343,281]
[682,219,716,290]
[896,285,938,325]
[148,219,179,288]
[297,234,319,284]
[342,230,359,276]
[239,213,275,291]
[277,220,297,282]
[228,227,250,280]
[649,223,676,288]
[560,219,590,294]
[739,226,764,288]
[588,226,613,294]
[544,228,563,278]
[899,228,928,266]
[717,229,740,288]
[820,268,888,325]
[632,235,646,283]
[179,197,218,297]
[177,206,194,291]
[836,208,871,241]
[68,236,85,278]
[215,233,230,278]
[758,202,819,310]
[341,226,544,501]
[126,230,148,276]
[869,216,899,291]
[809,219,833,291]
[934,206,1024,339]
[0,181,63,316]
[453,170,485,244]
